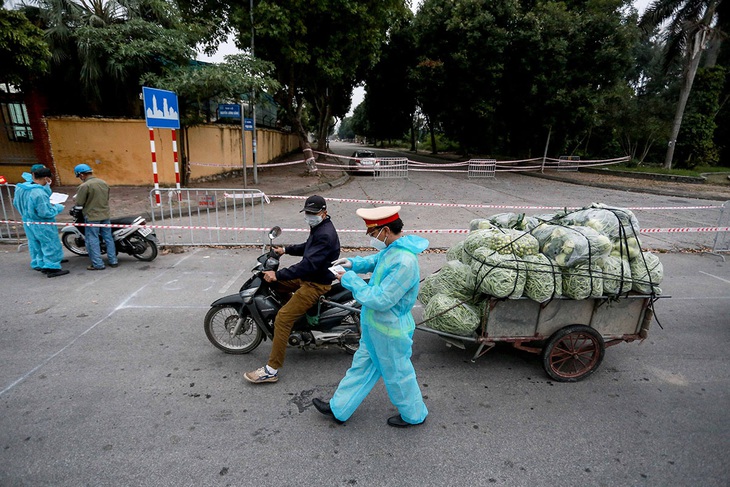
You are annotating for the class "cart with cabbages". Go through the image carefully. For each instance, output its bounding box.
[417,293,667,382]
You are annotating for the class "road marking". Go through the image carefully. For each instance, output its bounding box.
[699,271,730,285]
[0,252,197,398]
[219,267,247,294]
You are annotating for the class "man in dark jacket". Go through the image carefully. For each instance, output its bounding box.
[244,195,340,384]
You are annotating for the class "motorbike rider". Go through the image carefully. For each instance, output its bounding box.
[311,205,429,427]
[244,195,341,384]
[74,164,119,270]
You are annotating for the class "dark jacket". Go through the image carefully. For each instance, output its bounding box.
[276,216,340,284]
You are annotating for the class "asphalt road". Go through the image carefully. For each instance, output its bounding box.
[1,154,728,486]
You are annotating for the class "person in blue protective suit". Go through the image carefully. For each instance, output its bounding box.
[312,205,429,428]
[12,167,69,277]
[20,164,48,183]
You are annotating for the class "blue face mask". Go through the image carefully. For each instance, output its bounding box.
[304,214,323,227]
[369,228,387,250]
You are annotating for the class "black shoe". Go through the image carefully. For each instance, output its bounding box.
[40,268,52,274]
[312,398,344,424]
[387,415,424,428]
[46,269,70,278]
[61,259,68,263]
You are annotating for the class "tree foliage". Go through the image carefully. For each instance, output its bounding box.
[0,7,51,87]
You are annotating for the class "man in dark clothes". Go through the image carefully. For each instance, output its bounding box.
[244,195,340,384]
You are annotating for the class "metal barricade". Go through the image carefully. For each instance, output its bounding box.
[150,188,268,247]
[0,183,23,242]
[373,158,408,180]
[711,200,730,260]
[558,155,580,172]
[467,159,497,179]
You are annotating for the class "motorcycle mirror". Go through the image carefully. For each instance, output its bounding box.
[268,226,281,241]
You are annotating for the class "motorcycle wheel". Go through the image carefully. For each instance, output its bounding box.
[128,235,158,261]
[204,305,263,354]
[341,311,362,355]
[61,232,88,256]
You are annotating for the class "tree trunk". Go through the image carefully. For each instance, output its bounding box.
[664,29,707,169]
[427,116,437,154]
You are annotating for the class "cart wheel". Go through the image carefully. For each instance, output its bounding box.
[542,325,605,382]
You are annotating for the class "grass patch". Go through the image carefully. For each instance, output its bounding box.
[606,164,730,177]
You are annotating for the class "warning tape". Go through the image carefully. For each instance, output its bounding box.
[265,194,723,211]
[3,220,728,235]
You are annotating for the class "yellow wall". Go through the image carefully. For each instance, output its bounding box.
[45,117,300,186]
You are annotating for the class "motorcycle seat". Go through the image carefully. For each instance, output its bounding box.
[110,216,142,225]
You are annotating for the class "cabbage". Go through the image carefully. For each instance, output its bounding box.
[562,264,603,300]
[611,236,642,261]
[523,254,562,302]
[418,260,477,306]
[423,293,482,336]
[600,255,632,295]
[446,240,464,262]
[535,225,612,267]
[488,212,526,229]
[560,205,641,240]
[471,247,526,299]
[469,219,493,231]
[630,251,663,294]
[462,227,538,262]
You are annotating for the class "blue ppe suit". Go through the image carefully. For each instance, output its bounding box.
[13,181,64,270]
[330,235,429,424]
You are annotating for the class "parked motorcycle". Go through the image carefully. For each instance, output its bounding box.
[204,226,362,355]
[61,206,158,261]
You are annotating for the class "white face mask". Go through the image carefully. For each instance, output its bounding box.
[304,214,323,227]
[369,228,387,250]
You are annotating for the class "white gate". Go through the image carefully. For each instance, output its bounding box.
[558,155,580,172]
[0,183,22,242]
[468,159,497,179]
[373,158,408,179]
[711,200,730,258]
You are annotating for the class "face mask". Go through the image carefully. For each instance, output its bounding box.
[304,214,323,227]
[369,228,387,250]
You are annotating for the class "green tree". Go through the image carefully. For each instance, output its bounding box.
[230,0,407,168]
[640,0,723,169]
[0,7,51,88]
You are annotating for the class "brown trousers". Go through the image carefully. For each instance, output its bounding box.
[267,279,331,369]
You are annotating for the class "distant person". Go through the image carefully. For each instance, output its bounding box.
[244,195,340,384]
[312,206,429,428]
[13,167,69,277]
[74,164,118,270]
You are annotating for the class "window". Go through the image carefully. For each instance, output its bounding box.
[0,83,33,142]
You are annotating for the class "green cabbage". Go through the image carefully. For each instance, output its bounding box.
[562,264,603,300]
[470,247,526,299]
[535,225,612,267]
[600,255,632,295]
[630,251,663,294]
[446,240,465,262]
[488,212,527,229]
[418,260,477,306]
[423,293,482,336]
[469,219,493,231]
[523,254,562,302]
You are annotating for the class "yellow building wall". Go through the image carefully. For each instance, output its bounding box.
[45,117,300,186]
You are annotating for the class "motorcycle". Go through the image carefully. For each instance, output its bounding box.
[204,226,362,355]
[61,206,159,261]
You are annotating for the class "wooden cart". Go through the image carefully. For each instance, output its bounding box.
[417,294,667,382]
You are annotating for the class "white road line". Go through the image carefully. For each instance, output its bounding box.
[219,267,247,294]
[699,271,730,285]
[0,252,197,398]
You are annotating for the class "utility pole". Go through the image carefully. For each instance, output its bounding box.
[251,0,258,184]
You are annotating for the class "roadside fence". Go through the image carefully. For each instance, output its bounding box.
[711,200,730,260]
[0,184,21,242]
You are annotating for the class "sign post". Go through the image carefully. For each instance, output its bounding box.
[143,87,181,205]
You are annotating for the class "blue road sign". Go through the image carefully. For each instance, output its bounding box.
[143,87,180,129]
[244,118,254,131]
[218,104,241,119]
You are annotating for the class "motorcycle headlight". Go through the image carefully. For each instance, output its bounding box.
[240,287,258,303]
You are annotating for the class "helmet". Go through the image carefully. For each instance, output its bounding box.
[74,164,92,177]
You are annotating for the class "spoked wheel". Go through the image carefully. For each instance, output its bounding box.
[340,311,362,355]
[204,305,263,354]
[128,235,158,261]
[542,325,605,382]
[61,232,88,256]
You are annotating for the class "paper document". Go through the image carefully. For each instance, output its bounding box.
[50,192,69,205]
[329,264,346,276]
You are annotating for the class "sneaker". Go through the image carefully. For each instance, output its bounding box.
[87,265,105,270]
[108,262,119,268]
[243,366,278,384]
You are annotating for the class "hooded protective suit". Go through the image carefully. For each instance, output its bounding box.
[13,181,64,270]
[329,234,429,424]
